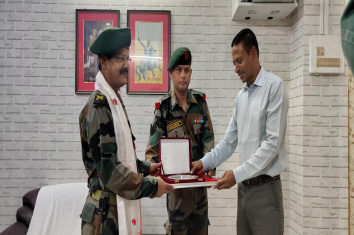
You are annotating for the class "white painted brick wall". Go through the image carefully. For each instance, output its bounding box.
[0,0,348,234]
[288,0,348,235]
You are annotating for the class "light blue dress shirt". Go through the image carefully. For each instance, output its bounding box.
[201,67,288,183]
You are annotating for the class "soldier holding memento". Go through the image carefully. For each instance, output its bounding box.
[145,47,215,235]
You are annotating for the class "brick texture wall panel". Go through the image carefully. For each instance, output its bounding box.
[0,0,349,234]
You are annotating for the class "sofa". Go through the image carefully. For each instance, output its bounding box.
[1,183,158,235]
[0,188,40,235]
[1,183,87,235]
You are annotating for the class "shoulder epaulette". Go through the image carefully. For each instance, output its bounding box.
[93,91,108,105]
[160,92,171,102]
[192,90,206,102]
[155,93,171,109]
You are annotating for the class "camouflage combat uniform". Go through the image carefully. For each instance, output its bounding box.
[145,89,214,235]
[80,90,158,235]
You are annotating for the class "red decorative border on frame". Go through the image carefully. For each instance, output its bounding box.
[127,11,170,94]
[75,10,119,94]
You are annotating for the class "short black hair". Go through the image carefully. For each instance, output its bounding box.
[231,28,259,57]
[98,54,113,71]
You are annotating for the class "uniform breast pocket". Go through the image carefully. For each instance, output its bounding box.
[167,126,184,137]
[193,123,202,135]
[80,202,96,224]
[192,123,202,145]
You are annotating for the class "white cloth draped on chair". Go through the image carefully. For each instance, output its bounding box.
[27,183,87,235]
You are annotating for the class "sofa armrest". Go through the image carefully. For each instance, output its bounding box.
[16,205,33,227]
[0,188,40,235]
[0,221,28,235]
[23,188,40,210]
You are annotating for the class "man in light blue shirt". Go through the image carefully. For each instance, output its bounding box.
[191,28,288,234]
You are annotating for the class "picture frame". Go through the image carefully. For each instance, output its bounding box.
[75,9,120,94]
[127,10,171,95]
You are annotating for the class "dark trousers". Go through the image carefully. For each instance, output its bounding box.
[237,179,284,235]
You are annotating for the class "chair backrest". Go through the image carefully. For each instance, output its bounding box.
[22,188,40,210]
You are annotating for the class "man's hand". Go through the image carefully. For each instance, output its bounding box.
[214,170,236,190]
[149,162,162,176]
[205,169,216,188]
[207,170,215,178]
[190,160,203,175]
[155,177,174,198]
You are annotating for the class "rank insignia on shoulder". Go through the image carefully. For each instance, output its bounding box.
[155,102,160,109]
[96,93,104,101]
[194,116,206,124]
[93,91,108,105]
[203,93,206,101]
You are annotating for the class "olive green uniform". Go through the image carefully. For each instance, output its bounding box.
[145,89,214,235]
[80,90,158,235]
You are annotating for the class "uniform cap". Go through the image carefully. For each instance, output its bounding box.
[90,27,131,55]
[167,47,192,71]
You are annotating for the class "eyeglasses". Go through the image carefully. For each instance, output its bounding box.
[115,55,131,63]
[173,67,191,75]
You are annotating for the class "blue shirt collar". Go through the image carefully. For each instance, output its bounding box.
[244,66,265,90]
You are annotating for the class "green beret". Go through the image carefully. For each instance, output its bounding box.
[167,47,192,71]
[90,27,131,55]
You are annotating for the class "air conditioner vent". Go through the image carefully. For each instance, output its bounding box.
[232,0,298,21]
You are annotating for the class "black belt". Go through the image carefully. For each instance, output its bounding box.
[242,174,280,187]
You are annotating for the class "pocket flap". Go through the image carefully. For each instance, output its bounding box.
[80,202,96,223]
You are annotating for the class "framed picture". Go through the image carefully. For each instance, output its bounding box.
[75,9,120,94]
[127,10,171,94]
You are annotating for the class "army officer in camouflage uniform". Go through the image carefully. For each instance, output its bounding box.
[145,47,215,235]
[79,27,173,235]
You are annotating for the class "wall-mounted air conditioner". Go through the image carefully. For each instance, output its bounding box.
[232,0,298,21]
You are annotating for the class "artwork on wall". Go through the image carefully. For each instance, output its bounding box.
[75,9,120,94]
[127,10,171,94]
